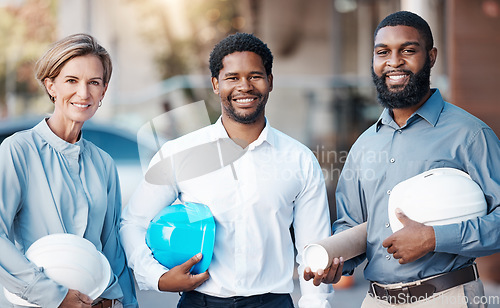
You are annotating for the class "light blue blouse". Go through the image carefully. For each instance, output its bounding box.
[0,119,137,307]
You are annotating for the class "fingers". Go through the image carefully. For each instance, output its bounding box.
[189,271,210,290]
[193,271,210,283]
[395,208,410,226]
[305,257,345,286]
[327,257,344,284]
[385,244,396,254]
[76,292,93,305]
[382,235,393,248]
[393,252,409,264]
[158,257,210,292]
[312,268,325,286]
[303,267,314,281]
[59,289,92,308]
[181,253,203,271]
[177,270,209,292]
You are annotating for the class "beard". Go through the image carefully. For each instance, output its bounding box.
[222,93,267,124]
[372,56,432,109]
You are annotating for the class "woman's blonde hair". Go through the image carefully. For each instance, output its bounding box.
[35,33,112,102]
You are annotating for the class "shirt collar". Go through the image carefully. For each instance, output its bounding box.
[376,89,444,132]
[34,118,84,156]
[414,89,444,126]
[211,117,275,149]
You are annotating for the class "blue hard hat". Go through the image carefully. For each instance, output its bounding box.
[146,202,216,274]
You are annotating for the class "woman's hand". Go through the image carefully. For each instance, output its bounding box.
[58,289,92,308]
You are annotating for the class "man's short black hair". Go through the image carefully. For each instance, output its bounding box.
[209,33,273,78]
[374,11,434,51]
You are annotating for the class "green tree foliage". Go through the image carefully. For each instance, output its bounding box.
[0,0,57,117]
[125,0,244,79]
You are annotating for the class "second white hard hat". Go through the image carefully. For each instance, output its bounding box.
[3,233,111,307]
[388,168,487,232]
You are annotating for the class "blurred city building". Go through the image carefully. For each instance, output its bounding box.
[2,0,499,159]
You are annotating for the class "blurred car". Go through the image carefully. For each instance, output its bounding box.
[0,116,157,205]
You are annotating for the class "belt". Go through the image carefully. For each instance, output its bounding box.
[182,291,292,306]
[368,263,479,304]
[92,298,115,308]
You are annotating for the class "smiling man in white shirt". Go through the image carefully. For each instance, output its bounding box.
[120,33,333,308]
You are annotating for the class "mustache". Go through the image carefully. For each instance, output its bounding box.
[228,92,263,101]
[382,69,413,78]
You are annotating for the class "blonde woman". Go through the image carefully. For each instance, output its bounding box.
[0,34,137,308]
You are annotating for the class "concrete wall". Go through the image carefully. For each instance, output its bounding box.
[447,0,500,135]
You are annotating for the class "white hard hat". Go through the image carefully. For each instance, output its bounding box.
[4,233,112,307]
[388,168,487,233]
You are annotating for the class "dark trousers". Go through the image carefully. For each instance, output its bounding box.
[177,291,294,308]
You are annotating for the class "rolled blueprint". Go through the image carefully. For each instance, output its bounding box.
[303,222,367,272]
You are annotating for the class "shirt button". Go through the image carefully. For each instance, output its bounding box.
[385,222,390,228]
[387,190,391,195]
[397,129,402,134]
[390,158,395,163]
[386,255,391,260]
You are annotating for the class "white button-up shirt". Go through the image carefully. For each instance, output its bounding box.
[120,118,333,307]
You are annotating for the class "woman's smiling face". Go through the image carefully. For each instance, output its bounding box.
[45,54,107,125]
